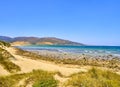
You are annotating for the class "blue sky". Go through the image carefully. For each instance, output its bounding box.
[0,0,120,45]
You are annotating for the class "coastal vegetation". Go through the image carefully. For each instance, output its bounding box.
[0,70,57,87]
[0,42,20,73]
[0,67,120,87]
[65,68,120,87]
[0,40,11,47]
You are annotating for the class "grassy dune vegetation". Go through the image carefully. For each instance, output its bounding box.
[65,68,120,87]
[0,68,120,87]
[0,40,11,47]
[0,70,57,87]
[0,41,20,73]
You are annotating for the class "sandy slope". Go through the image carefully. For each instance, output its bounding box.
[0,65,10,76]
[6,47,87,76]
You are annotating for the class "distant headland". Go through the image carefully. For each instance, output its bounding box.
[0,36,85,46]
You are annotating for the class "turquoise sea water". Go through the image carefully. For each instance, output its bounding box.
[18,45,120,57]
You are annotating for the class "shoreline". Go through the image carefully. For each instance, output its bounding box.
[17,45,120,59]
[22,49,120,60]
[15,47,120,73]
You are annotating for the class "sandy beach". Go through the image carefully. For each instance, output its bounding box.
[5,47,87,76]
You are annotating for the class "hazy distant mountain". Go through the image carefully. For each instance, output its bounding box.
[0,36,85,46]
[0,36,13,42]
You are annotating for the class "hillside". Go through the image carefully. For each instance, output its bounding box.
[0,36,13,42]
[0,36,85,46]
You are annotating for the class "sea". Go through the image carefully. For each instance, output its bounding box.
[18,45,120,57]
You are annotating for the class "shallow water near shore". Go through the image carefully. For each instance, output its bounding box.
[18,45,120,57]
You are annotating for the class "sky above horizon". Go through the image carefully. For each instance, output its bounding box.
[0,0,120,46]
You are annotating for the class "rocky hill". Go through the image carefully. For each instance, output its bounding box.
[0,36,85,46]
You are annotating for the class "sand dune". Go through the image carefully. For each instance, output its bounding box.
[0,65,9,76]
[6,47,87,76]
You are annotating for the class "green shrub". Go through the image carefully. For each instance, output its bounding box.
[33,77,57,87]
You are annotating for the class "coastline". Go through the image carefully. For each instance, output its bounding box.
[0,45,120,87]
[16,47,120,72]
[18,45,120,58]
[20,48,120,60]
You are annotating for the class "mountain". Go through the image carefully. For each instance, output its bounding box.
[0,36,13,42]
[0,36,85,46]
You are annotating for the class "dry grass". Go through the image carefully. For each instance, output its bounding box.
[0,47,21,73]
[65,68,120,87]
[0,70,57,87]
